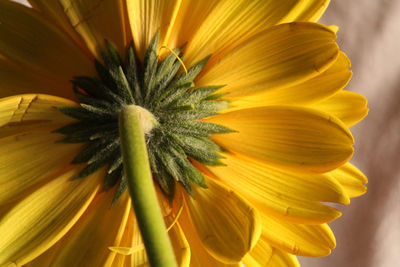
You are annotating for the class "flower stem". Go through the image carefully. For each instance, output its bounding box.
[119,105,177,267]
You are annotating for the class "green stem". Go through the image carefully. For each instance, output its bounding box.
[119,105,177,267]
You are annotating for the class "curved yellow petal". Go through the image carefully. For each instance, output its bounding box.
[185,177,262,264]
[265,248,300,267]
[261,214,336,257]
[127,0,182,60]
[167,222,191,267]
[0,167,102,266]
[177,0,307,66]
[214,151,349,206]
[312,90,369,127]
[207,106,354,173]
[0,94,77,146]
[330,162,368,198]
[0,1,95,84]
[110,212,135,266]
[208,153,347,224]
[178,205,240,267]
[197,22,339,98]
[243,237,299,267]
[290,0,330,22]
[23,241,64,267]
[50,190,131,266]
[164,0,219,50]
[0,133,82,205]
[59,0,128,58]
[0,57,73,99]
[130,213,148,266]
[111,207,190,267]
[328,25,339,33]
[229,51,351,109]
[28,0,87,49]
[0,94,77,137]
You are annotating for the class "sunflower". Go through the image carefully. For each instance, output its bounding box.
[0,0,368,266]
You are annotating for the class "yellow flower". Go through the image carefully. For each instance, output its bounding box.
[0,1,368,267]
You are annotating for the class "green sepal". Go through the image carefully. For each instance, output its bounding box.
[164,110,219,121]
[71,137,116,164]
[195,100,230,112]
[204,92,227,101]
[57,106,112,122]
[87,139,120,164]
[111,175,128,206]
[73,77,125,105]
[105,40,123,67]
[143,31,160,101]
[158,82,194,108]
[125,43,142,104]
[73,86,114,109]
[54,122,117,143]
[154,46,183,86]
[162,105,195,113]
[108,156,123,174]
[179,85,225,105]
[150,56,185,106]
[165,120,234,137]
[94,59,117,91]
[178,135,224,166]
[104,164,123,190]
[169,146,207,188]
[80,103,118,118]
[74,146,119,180]
[167,56,209,90]
[148,150,175,200]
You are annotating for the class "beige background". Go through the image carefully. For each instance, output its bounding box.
[11,0,400,266]
[301,1,400,266]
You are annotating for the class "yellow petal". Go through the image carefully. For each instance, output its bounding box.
[167,222,191,267]
[23,241,64,267]
[28,0,87,49]
[265,248,300,267]
[290,0,330,22]
[112,207,190,267]
[243,237,299,267]
[207,106,354,173]
[0,132,82,204]
[164,214,191,267]
[178,204,240,267]
[197,22,338,98]
[312,90,369,127]
[261,214,336,257]
[164,0,219,50]
[27,191,130,266]
[130,214,148,266]
[328,25,339,33]
[185,177,262,264]
[126,0,182,60]
[110,212,136,266]
[0,94,77,138]
[49,190,130,266]
[229,51,351,109]
[175,0,309,66]
[208,153,347,224]
[330,162,368,198]
[0,57,73,99]
[0,167,102,266]
[0,1,95,83]
[0,95,77,204]
[59,0,128,58]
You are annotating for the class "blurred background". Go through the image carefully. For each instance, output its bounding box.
[11,0,400,266]
[301,1,400,266]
